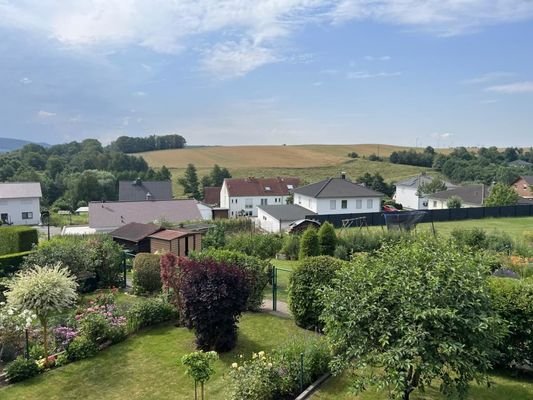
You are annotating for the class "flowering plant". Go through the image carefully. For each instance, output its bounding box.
[54,326,78,350]
[0,302,36,361]
[226,351,279,400]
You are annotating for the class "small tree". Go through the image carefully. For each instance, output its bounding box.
[299,227,319,259]
[321,238,503,400]
[181,350,218,400]
[484,183,519,206]
[446,195,462,209]
[318,222,336,256]
[178,163,200,199]
[416,177,447,196]
[6,264,78,365]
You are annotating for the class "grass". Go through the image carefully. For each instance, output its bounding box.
[313,371,533,400]
[49,212,88,226]
[264,259,298,303]
[0,313,317,400]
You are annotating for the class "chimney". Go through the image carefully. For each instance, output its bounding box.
[340,172,346,180]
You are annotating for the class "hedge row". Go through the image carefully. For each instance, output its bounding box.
[0,251,32,277]
[0,227,38,256]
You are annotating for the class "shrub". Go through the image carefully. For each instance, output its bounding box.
[281,235,300,260]
[225,233,283,260]
[66,335,98,361]
[132,253,162,294]
[5,356,40,383]
[0,251,32,278]
[289,256,347,330]
[446,195,462,209]
[450,227,487,249]
[191,249,270,311]
[485,231,514,254]
[0,226,38,256]
[333,244,349,260]
[179,258,250,352]
[299,228,319,259]
[488,277,533,367]
[202,224,226,249]
[79,313,111,344]
[85,236,123,288]
[337,230,404,254]
[126,298,178,332]
[318,222,336,256]
[226,351,279,400]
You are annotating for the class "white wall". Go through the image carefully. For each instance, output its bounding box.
[257,208,293,233]
[227,195,289,218]
[196,203,213,220]
[428,198,479,210]
[296,194,380,214]
[394,186,428,210]
[0,197,41,225]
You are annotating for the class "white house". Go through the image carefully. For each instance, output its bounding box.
[220,177,300,218]
[0,182,42,225]
[257,205,316,233]
[427,184,489,209]
[394,174,454,210]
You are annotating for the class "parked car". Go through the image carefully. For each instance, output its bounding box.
[382,205,398,212]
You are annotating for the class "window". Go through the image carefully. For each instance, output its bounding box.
[260,198,268,205]
[245,199,253,209]
[265,186,271,191]
[287,184,294,190]
[330,200,336,210]
[367,199,373,209]
[341,200,347,209]
[298,196,302,205]
[22,212,33,220]
[433,201,437,207]
[356,199,362,209]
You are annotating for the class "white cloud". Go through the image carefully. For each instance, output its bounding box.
[431,132,453,139]
[462,72,514,84]
[20,77,32,84]
[37,110,56,117]
[133,91,147,96]
[364,55,391,61]
[347,70,401,79]
[312,81,323,86]
[486,81,533,93]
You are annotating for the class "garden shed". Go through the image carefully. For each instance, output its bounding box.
[149,229,202,256]
[109,222,163,253]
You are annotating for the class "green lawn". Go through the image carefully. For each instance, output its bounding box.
[264,259,298,304]
[1,313,316,400]
[313,372,533,400]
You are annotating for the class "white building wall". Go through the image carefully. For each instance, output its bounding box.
[257,208,293,233]
[0,197,41,225]
[296,194,380,214]
[428,199,478,210]
[220,183,230,209]
[227,195,289,218]
[394,186,428,210]
[196,203,213,220]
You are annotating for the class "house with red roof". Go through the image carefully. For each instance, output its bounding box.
[220,177,300,218]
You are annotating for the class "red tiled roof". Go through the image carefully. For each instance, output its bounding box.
[149,229,193,240]
[224,177,300,197]
[203,186,221,205]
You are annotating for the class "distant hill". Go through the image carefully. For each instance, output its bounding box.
[0,137,50,153]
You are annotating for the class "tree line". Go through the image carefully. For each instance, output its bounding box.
[109,134,186,153]
[179,164,231,200]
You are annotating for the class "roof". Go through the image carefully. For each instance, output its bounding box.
[0,182,42,199]
[514,175,533,185]
[224,177,300,197]
[118,180,172,201]
[203,186,221,205]
[109,222,163,242]
[509,160,533,167]
[428,184,490,206]
[394,174,455,189]
[75,206,89,213]
[149,229,193,240]
[258,204,316,221]
[293,178,384,198]
[89,199,204,229]
[61,226,97,236]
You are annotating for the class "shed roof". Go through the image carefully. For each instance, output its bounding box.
[258,204,316,221]
[149,229,193,240]
[109,222,163,242]
[293,178,384,198]
[118,180,173,201]
[0,182,42,199]
[224,177,300,197]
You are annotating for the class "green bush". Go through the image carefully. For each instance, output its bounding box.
[225,233,283,260]
[126,298,178,332]
[0,226,38,256]
[488,277,533,367]
[337,230,404,254]
[318,222,336,256]
[191,249,271,311]
[132,253,162,294]
[0,251,32,277]
[299,228,319,259]
[289,256,348,330]
[5,356,40,383]
[281,234,300,260]
[66,335,98,361]
[79,313,111,344]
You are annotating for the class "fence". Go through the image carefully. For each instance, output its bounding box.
[270,265,292,312]
[307,204,533,228]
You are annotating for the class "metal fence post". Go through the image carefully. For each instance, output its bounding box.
[299,352,304,393]
[272,266,277,312]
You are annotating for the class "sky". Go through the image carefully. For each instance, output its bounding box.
[1,1,533,148]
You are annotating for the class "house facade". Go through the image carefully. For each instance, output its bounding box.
[394,174,453,210]
[220,177,300,218]
[0,182,42,225]
[257,204,316,233]
[511,176,533,199]
[427,184,489,209]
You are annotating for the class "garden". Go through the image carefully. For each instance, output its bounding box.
[1,217,533,399]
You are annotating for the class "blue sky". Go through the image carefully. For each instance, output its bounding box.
[1,1,532,147]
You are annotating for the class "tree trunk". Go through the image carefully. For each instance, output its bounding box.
[41,316,49,367]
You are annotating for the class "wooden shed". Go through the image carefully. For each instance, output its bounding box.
[149,229,203,257]
[110,222,163,253]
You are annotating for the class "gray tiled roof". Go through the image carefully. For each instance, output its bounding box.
[118,180,172,201]
[0,182,42,199]
[258,204,316,221]
[428,184,489,206]
[293,178,384,198]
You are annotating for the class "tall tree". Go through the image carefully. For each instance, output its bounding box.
[318,221,337,256]
[179,163,200,199]
[484,183,519,206]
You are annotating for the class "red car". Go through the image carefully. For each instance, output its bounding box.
[382,205,398,212]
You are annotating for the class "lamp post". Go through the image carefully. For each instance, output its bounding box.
[41,210,50,240]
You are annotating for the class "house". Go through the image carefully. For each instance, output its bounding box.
[511,176,533,199]
[149,229,203,256]
[203,186,221,207]
[0,182,42,225]
[257,204,316,233]
[427,184,490,209]
[118,179,173,201]
[88,199,211,232]
[394,173,454,210]
[257,175,384,232]
[287,219,321,234]
[220,177,300,218]
[292,176,383,215]
[109,222,163,253]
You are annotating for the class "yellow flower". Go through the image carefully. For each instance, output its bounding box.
[252,353,257,359]
[258,351,265,358]
[231,363,238,368]
[267,363,273,368]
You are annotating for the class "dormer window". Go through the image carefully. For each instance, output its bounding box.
[265,186,271,191]
[287,184,293,190]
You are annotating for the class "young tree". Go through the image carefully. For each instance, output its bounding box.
[446,195,462,209]
[178,163,200,199]
[181,351,218,400]
[416,177,447,196]
[321,238,503,400]
[299,227,320,259]
[318,221,337,256]
[6,264,78,365]
[484,183,519,206]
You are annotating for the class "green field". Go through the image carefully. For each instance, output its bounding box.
[0,313,316,400]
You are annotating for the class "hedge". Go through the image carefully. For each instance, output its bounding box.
[0,227,38,256]
[0,251,32,277]
[132,253,162,294]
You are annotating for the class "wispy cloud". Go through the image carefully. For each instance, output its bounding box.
[431,132,453,139]
[486,81,533,94]
[364,55,391,61]
[462,72,514,84]
[37,110,56,118]
[347,71,402,79]
[19,77,32,85]
[133,91,147,96]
